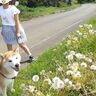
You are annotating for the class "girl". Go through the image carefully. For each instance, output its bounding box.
[0,0,34,62]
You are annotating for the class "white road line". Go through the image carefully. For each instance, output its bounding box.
[30,20,82,49]
[20,19,82,54]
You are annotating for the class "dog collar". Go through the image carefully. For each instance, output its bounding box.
[0,72,16,79]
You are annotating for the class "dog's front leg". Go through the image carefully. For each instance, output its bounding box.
[9,80,15,93]
[1,87,7,96]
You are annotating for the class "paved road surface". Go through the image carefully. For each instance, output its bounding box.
[0,4,96,66]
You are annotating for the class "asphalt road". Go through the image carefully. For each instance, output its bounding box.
[0,4,96,65]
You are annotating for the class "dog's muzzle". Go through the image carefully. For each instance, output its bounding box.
[11,64,20,71]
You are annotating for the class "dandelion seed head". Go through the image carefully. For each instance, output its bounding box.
[32,75,39,82]
[81,62,87,68]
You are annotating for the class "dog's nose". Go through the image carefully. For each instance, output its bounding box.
[15,64,19,68]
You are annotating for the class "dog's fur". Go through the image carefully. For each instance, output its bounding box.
[0,48,21,96]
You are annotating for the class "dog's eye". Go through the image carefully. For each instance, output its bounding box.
[8,60,12,62]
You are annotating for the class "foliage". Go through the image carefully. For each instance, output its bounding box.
[17,3,79,21]
[19,0,72,7]
[7,23,96,96]
[18,0,96,7]
[77,0,95,3]
[19,0,28,5]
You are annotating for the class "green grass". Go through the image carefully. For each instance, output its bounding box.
[7,17,96,96]
[0,3,80,26]
[18,3,80,21]
[87,16,96,28]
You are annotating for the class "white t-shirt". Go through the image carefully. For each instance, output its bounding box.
[0,5,20,26]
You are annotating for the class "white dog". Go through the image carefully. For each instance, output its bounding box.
[0,48,21,96]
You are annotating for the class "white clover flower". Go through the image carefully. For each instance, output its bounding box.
[84,24,88,27]
[40,70,45,75]
[67,64,71,69]
[46,94,51,96]
[94,31,96,34]
[44,78,52,85]
[90,65,96,71]
[74,83,81,91]
[52,77,61,84]
[89,29,94,34]
[73,37,78,41]
[52,77,65,89]
[52,80,65,89]
[69,51,75,55]
[68,35,71,39]
[57,80,65,89]
[53,48,57,51]
[64,78,73,87]
[89,24,93,28]
[66,54,74,61]
[66,70,74,76]
[20,83,25,89]
[76,30,82,35]
[75,53,85,59]
[72,62,78,71]
[49,71,52,74]
[79,25,83,28]
[67,40,71,45]
[63,78,70,84]
[85,57,92,63]
[36,91,41,96]
[57,66,63,72]
[73,71,81,78]
[28,85,35,93]
[63,51,68,55]
[52,83,58,90]
[81,62,87,68]
[68,81,73,86]
[32,75,39,82]
[79,32,82,36]
[76,30,80,33]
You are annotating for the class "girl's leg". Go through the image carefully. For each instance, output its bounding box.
[19,43,31,56]
[19,43,34,62]
[7,44,13,51]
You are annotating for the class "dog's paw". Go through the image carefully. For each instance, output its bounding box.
[11,88,15,93]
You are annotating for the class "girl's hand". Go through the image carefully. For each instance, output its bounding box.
[16,32,21,37]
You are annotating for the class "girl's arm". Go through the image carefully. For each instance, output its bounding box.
[14,14,20,37]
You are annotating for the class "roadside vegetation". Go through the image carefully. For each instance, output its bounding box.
[1,0,96,23]
[0,1,80,25]
[18,0,96,21]
[7,16,96,96]
[18,3,80,21]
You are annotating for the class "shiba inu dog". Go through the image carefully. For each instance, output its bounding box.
[0,48,21,96]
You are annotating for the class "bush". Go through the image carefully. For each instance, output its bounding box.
[77,0,95,3]
[19,0,64,7]
[19,0,28,5]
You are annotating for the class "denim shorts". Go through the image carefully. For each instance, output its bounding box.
[2,25,27,44]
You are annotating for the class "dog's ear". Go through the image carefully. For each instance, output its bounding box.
[0,53,4,59]
[13,47,19,53]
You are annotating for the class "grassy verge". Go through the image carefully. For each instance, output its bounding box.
[18,3,80,21]
[0,3,80,27]
[7,17,96,96]
[87,16,96,28]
